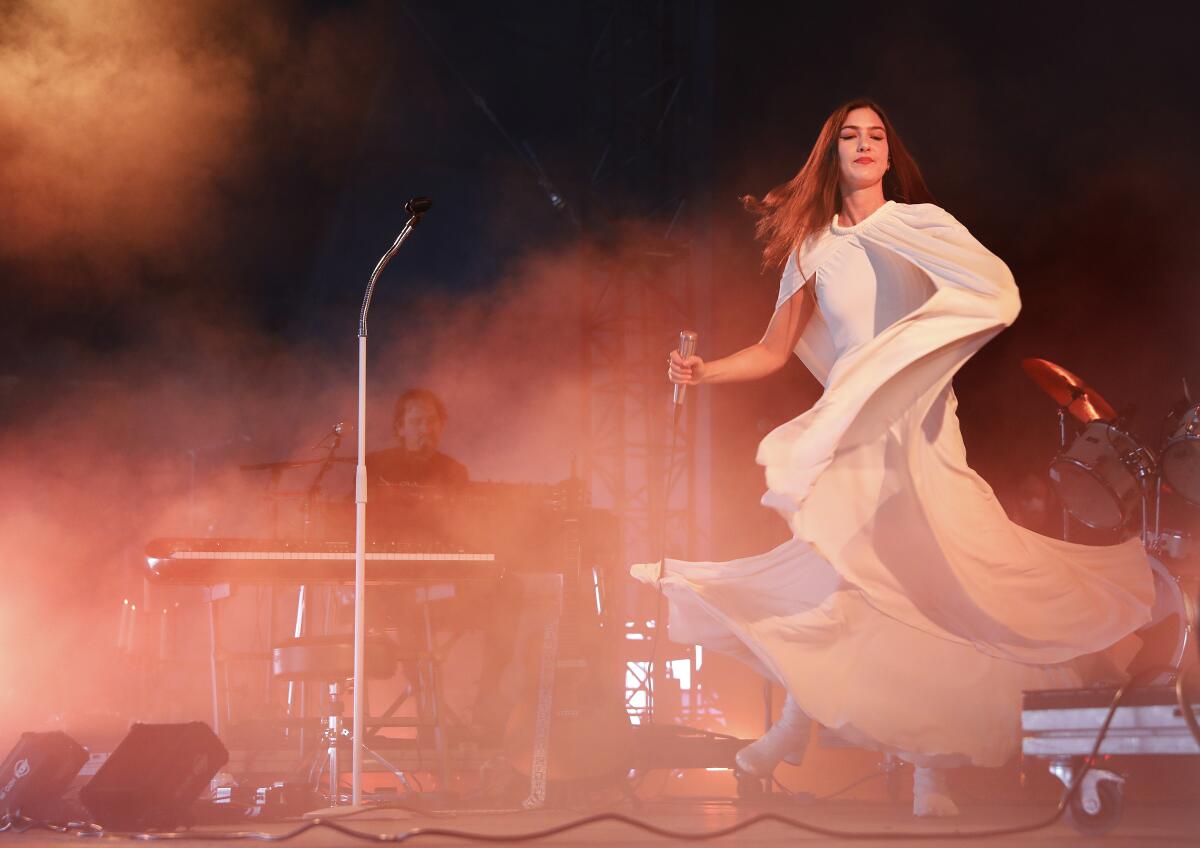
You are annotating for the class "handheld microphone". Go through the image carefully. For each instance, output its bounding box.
[405,197,433,217]
[673,330,699,406]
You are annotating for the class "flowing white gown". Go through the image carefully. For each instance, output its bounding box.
[632,200,1155,766]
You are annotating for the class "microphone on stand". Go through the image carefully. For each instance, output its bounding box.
[361,198,433,338]
[351,190,434,805]
[312,421,351,449]
[330,422,349,449]
[405,196,433,219]
[673,330,699,406]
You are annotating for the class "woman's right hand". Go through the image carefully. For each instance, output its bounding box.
[668,350,705,386]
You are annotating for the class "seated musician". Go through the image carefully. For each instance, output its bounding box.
[364,388,517,744]
[367,388,468,487]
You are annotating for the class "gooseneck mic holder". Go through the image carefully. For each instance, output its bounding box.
[351,197,430,807]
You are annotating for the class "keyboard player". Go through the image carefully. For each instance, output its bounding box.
[366,388,468,488]
[361,388,518,744]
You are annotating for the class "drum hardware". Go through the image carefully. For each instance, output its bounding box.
[1149,528,1192,561]
[1024,359,1200,687]
[1129,558,1198,683]
[1021,358,1117,424]
[1023,359,1182,544]
[1056,407,1070,541]
[1047,421,1155,534]
[1024,358,1120,541]
[1161,402,1200,509]
[1124,445,1157,548]
[1147,470,1195,560]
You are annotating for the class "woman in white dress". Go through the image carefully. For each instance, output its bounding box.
[641,98,1155,816]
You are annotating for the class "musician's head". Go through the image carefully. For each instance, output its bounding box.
[393,388,447,458]
[743,98,932,268]
[835,104,892,195]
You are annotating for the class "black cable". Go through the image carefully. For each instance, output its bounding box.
[0,815,100,835]
[815,770,886,802]
[770,765,886,802]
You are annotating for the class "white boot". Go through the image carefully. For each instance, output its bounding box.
[734,695,811,777]
[912,766,959,817]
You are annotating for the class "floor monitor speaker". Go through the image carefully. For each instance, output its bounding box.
[80,722,227,831]
[0,731,88,819]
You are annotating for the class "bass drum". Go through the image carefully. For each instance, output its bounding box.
[1049,421,1154,530]
[1127,557,1197,682]
[1161,404,1200,506]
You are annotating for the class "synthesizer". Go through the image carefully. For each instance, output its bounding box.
[145,538,501,584]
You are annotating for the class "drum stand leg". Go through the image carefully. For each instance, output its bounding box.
[1132,450,1155,548]
[1140,476,1150,548]
[1057,408,1071,542]
[1152,476,1164,555]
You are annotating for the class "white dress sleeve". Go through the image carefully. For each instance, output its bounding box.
[774,233,839,386]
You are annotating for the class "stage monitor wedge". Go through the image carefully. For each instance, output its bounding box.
[0,731,89,820]
[80,722,228,831]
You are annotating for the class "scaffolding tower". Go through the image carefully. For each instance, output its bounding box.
[577,1,714,722]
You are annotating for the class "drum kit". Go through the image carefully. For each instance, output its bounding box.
[1023,358,1198,679]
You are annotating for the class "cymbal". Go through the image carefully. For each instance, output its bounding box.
[1021,358,1116,423]
[240,456,354,472]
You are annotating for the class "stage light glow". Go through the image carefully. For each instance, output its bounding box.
[669,658,691,690]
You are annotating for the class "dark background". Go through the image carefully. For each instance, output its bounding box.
[0,0,1196,734]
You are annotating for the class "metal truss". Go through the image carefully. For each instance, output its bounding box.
[576,1,714,720]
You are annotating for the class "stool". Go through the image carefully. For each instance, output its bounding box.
[273,634,396,680]
[272,634,426,801]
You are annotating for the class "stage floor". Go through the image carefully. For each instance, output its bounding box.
[3,798,1197,847]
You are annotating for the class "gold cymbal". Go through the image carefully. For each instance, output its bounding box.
[1021,358,1117,423]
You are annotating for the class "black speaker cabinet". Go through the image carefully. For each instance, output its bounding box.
[80,722,228,831]
[0,731,89,819]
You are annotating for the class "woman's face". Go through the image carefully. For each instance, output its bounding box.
[836,107,889,192]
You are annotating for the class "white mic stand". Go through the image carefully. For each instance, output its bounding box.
[351,198,431,807]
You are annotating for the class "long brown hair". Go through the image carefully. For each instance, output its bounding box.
[744,98,933,269]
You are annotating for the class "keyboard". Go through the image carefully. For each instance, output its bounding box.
[144,538,501,584]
